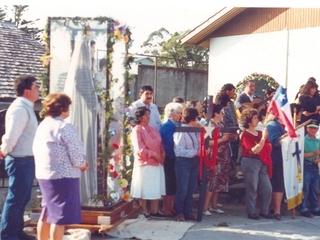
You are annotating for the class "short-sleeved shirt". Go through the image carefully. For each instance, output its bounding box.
[240,130,263,160]
[304,134,320,163]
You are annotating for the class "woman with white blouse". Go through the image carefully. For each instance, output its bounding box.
[173,107,201,221]
[33,93,88,240]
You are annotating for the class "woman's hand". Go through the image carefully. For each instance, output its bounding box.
[155,153,165,164]
[220,134,230,142]
[225,132,238,140]
[0,149,5,160]
[155,153,161,162]
[303,111,316,116]
[80,162,89,172]
[160,151,166,164]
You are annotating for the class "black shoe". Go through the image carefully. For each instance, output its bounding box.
[274,214,281,221]
[247,213,259,220]
[301,211,314,218]
[184,213,196,221]
[311,210,320,216]
[18,232,36,240]
[150,211,165,218]
[259,212,274,219]
[141,211,151,218]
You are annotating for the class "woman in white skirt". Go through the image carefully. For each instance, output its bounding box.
[130,106,166,217]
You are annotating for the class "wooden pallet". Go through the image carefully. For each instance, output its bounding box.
[26,200,140,233]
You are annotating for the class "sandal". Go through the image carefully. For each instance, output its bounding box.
[174,214,185,222]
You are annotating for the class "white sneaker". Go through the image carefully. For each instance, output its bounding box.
[209,208,224,214]
[202,210,212,216]
[217,203,223,207]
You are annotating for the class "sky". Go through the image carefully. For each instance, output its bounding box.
[17,1,224,54]
[4,0,320,54]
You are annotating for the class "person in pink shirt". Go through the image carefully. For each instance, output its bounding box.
[130,106,166,218]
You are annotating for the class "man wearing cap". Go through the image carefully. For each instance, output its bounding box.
[301,119,320,218]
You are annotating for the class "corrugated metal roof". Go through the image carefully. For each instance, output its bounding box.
[0,22,45,99]
[179,7,246,47]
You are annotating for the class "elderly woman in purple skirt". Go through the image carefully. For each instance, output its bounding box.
[33,93,88,240]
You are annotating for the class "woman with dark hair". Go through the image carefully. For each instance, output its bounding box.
[173,107,200,221]
[219,84,237,127]
[172,96,185,107]
[265,87,276,99]
[240,108,272,220]
[202,104,237,216]
[186,100,202,117]
[264,87,276,108]
[130,106,166,218]
[33,93,89,240]
[299,80,320,123]
[265,113,286,221]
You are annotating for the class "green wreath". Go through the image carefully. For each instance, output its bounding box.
[235,72,279,96]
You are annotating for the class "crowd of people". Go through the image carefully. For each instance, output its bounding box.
[1,74,320,238]
[129,78,320,223]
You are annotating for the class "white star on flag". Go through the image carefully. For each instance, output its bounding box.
[278,93,286,102]
[204,125,215,139]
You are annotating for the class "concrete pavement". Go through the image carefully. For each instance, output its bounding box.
[92,193,320,240]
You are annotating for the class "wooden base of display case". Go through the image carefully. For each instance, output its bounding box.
[26,200,140,233]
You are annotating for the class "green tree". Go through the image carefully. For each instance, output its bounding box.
[0,5,43,41]
[141,27,171,56]
[141,28,208,70]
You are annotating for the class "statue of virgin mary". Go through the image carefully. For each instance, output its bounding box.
[64,35,98,204]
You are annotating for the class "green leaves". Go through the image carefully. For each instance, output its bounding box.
[141,28,208,70]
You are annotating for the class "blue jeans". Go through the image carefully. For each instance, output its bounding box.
[1,156,35,240]
[174,156,199,215]
[300,161,319,213]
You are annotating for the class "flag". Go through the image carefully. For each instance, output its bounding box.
[282,127,304,210]
[267,86,297,138]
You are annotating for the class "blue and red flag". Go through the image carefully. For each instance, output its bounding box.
[267,85,297,138]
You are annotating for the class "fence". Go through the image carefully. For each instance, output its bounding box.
[131,65,208,108]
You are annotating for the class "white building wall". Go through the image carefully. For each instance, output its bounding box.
[208,27,320,102]
[287,27,320,102]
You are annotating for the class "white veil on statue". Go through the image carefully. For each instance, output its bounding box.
[64,35,98,204]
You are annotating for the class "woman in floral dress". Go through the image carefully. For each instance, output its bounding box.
[202,103,237,216]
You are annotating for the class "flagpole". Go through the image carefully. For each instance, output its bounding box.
[293,108,297,128]
[292,107,297,218]
[280,119,311,140]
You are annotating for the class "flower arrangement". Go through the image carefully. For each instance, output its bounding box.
[235,72,279,96]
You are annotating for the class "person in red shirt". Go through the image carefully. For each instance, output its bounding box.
[240,108,273,220]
